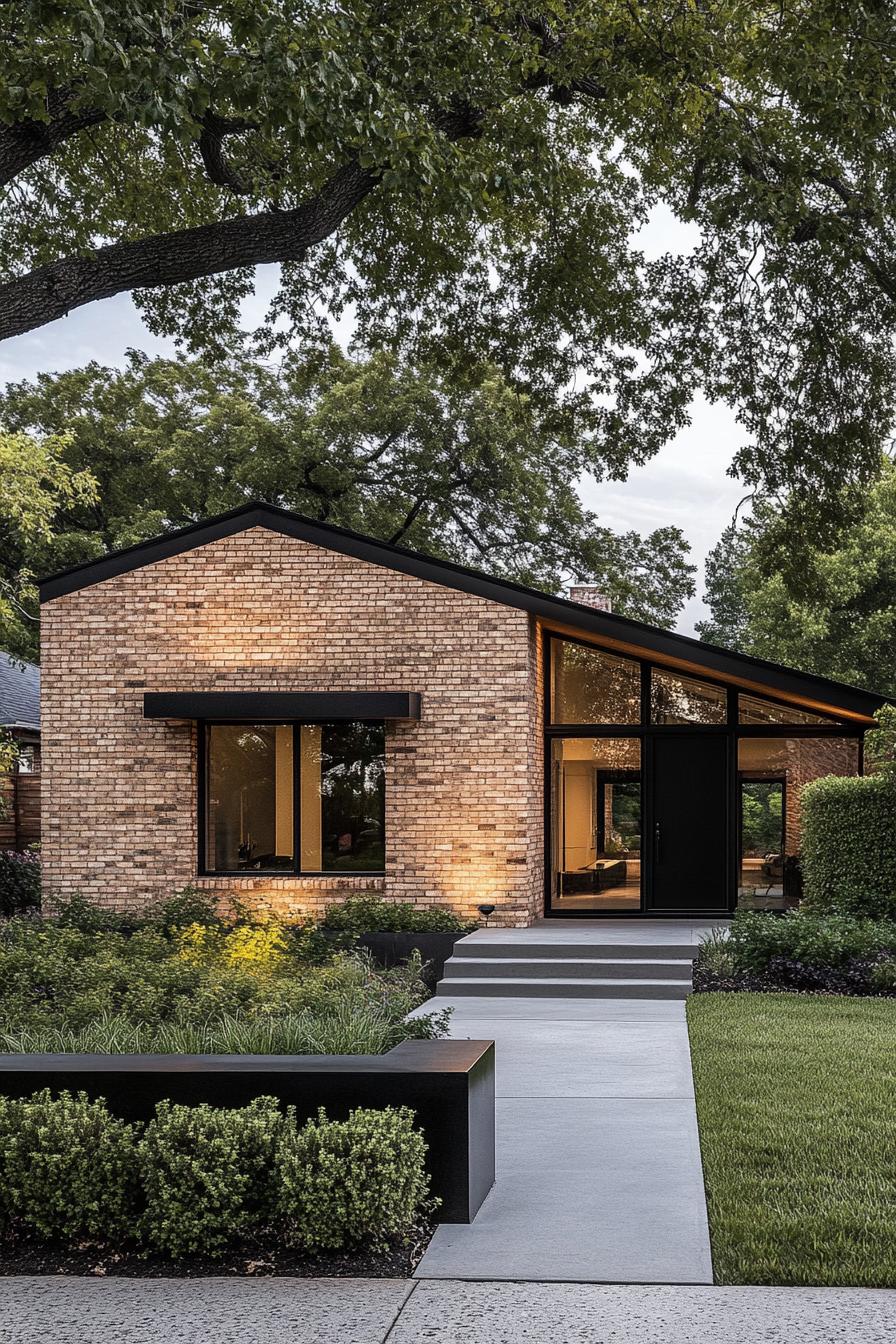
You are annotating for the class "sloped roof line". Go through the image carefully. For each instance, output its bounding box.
[36,500,887,721]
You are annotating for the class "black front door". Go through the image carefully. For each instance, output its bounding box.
[649,734,729,912]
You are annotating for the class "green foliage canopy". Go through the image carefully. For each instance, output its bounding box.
[2,3,896,518]
[698,461,896,696]
[0,347,697,661]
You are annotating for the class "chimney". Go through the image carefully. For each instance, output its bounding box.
[568,585,612,613]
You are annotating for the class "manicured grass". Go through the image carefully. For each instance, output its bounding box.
[688,993,896,1287]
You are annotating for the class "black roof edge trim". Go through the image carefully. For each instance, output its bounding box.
[39,500,888,719]
[143,691,422,721]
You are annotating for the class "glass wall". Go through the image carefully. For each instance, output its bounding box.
[739,694,834,726]
[205,721,385,874]
[736,735,860,909]
[550,737,642,910]
[550,639,640,724]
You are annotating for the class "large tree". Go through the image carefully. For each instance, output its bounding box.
[697,460,896,696]
[3,4,896,524]
[0,426,97,659]
[0,347,696,660]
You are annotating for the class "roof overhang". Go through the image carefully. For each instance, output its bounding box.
[143,691,421,721]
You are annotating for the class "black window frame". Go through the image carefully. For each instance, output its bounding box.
[198,718,386,878]
[543,631,865,918]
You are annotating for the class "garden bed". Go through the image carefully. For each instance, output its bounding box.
[693,911,896,997]
[0,1222,434,1279]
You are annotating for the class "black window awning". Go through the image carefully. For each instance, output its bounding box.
[143,691,421,721]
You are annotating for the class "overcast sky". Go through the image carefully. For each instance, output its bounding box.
[0,207,747,635]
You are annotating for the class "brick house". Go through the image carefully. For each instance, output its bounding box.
[38,503,886,925]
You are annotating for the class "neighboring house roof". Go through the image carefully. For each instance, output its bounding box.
[37,501,889,724]
[0,652,40,733]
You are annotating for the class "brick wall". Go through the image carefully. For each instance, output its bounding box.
[40,527,543,926]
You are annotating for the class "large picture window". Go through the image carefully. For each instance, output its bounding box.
[204,721,385,875]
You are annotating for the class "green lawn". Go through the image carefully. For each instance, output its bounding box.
[687,993,896,1287]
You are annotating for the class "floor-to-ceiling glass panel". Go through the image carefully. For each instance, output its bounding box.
[550,737,642,911]
[736,735,860,909]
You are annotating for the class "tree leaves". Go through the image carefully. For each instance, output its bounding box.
[0,346,696,660]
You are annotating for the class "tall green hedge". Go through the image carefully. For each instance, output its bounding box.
[802,773,896,918]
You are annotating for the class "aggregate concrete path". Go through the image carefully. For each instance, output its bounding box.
[1,1278,894,1344]
[0,1276,413,1344]
[412,987,713,1283]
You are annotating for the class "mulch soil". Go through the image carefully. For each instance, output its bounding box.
[0,1219,435,1278]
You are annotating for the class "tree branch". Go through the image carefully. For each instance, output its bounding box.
[197,112,257,194]
[0,87,106,189]
[0,161,377,341]
[387,496,427,544]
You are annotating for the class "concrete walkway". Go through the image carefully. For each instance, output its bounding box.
[1,1278,894,1343]
[412,920,717,1283]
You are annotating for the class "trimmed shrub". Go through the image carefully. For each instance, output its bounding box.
[0,849,41,918]
[278,1105,430,1251]
[1,1089,138,1240]
[801,773,896,918]
[322,895,476,935]
[723,910,896,974]
[138,1096,289,1258]
[0,1092,431,1258]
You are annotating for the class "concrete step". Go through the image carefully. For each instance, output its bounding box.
[442,956,693,981]
[454,940,695,960]
[435,976,691,999]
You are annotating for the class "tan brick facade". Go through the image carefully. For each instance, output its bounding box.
[41,528,544,926]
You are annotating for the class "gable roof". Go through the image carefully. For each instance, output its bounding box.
[37,501,887,724]
[0,653,40,732]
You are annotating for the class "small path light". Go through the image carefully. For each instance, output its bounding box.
[477,903,496,927]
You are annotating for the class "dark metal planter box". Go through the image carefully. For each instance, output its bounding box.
[0,1038,495,1224]
[355,930,470,981]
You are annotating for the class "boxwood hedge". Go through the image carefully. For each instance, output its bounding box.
[801,774,896,918]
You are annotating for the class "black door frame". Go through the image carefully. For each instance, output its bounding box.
[542,632,865,919]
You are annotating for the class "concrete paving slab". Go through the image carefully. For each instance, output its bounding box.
[391,1281,896,1343]
[411,995,687,1021]
[446,1018,695,1098]
[462,920,726,947]
[416,1096,712,1283]
[0,1276,413,1344]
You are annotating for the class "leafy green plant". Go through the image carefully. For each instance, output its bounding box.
[138,1097,288,1258]
[152,886,223,935]
[0,1090,138,1241]
[0,999,451,1057]
[321,895,476,935]
[278,1106,430,1251]
[801,774,896,918]
[0,849,41,918]
[0,915,439,1050]
[721,911,896,974]
[869,958,896,994]
[696,928,736,978]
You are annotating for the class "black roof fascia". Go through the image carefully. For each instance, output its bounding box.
[39,501,887,721]
[144,691,422,721]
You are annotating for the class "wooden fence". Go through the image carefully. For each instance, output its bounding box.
[0,773,40,850]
